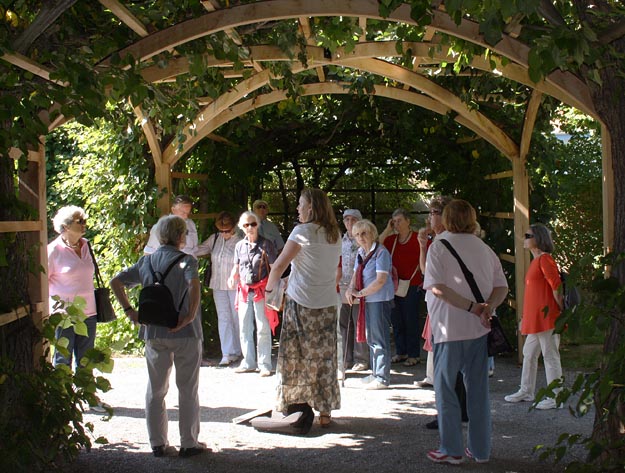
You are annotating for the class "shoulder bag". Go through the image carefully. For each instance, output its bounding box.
[87,242,117,323]
[390,235,419,297]
[438,239,512,357]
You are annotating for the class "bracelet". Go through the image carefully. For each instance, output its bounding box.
[123,306,133,313]
[467,301,473,312]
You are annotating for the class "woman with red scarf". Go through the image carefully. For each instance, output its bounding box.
[227,210,277,377]
[346,219,396,390]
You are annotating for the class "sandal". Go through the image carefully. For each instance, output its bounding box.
[403,357,420,366]
[319,413,332,428]
[391,354,408,363]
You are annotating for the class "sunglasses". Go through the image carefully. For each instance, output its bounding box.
[524,233,535,239]
[74,218,87,225]
[255,204,268,209]
[243,222,258,228]
[218,228,234,233]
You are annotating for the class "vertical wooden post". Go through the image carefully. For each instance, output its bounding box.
[155,160,171,216]
[601,125,614,257]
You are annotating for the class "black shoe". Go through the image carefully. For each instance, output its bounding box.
[425,418,438,430]
[152,446,165,457]
[179,443,207,458]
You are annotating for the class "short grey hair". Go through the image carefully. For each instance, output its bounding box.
[52,205,87,234]
[156,215,187,246]
[238,211,260,230]
[530,223,555,253]
[392,208,411,221]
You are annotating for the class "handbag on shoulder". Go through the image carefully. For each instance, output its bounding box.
[87,242,117,323]
[438,239,512,356]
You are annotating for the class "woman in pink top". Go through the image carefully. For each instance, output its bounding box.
[504,223,563,410]
[48,205,97,369]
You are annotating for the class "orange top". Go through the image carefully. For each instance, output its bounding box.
[521,253,562,335]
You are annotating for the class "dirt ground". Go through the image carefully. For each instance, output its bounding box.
[67,354,593,473]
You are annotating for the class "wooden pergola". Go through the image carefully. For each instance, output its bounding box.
[1,1,614,360]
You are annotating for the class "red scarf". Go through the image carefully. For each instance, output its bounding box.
[354,244,378,343]
[235,277,280,335]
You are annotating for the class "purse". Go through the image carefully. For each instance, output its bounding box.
[438,239,512,357]
[202,233,218,286]
[390,235,419,298]
[87,242,117,323]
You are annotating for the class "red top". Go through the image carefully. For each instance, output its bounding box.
[384,232,423,286]
[521,253,562,335]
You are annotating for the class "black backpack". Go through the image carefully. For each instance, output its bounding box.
[560,271,581,310]
[138,253,187,328]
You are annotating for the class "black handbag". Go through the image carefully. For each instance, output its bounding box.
[88,242,117,323]
[202,233,218,286]
[438,239,512,357]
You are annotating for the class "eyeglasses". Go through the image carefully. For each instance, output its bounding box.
[243,222,258,228]
[218,228,234,233]
[74,218,87,225]
[429,209,441,216]
[255,204,267,209]
[524,233,535,239]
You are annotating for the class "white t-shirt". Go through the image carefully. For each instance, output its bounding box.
[143,216,198,258]
[285,223,341,309]
[423,231,508,344]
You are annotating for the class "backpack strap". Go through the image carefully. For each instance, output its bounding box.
[148,252,187,284]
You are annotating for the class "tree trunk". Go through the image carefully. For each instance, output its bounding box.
[587,35,625,465]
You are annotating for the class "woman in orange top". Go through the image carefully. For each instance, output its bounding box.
[504,223,563,410]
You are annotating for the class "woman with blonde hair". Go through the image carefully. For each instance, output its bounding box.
[266,188,342,431]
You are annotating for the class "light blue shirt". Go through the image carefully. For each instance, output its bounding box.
[354,243,395,303]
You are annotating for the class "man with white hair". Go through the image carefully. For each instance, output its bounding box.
[144,195,198,257]
[338,209,369,372]
[252,199,284,253]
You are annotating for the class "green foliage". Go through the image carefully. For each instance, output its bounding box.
[0,298,113,473]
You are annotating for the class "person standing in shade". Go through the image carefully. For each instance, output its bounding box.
[197,211,242,366]
[338,208,369,372]
[346,219,395,389]
[380,208,424,366]
[504,223,563,410]
[253,199,285,253]
[144,195,198,258]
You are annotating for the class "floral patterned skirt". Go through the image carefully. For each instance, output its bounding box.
[276,297,341,414]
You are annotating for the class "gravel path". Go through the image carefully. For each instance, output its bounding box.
[68,354,592,472]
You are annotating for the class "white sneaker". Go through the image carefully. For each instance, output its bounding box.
[365,380,389,390]
[360,375,375,384]
[535,398,560,410]
[218,357,231,366]
[504,390,534,403]
[351,363,369,371]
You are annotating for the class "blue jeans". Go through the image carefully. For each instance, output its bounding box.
[433,335,491,460]
[53,315,97,369]
[238,290,272,372]
[365,301,392,385]
[391,285,423,358]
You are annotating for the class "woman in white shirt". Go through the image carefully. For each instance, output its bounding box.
[266,188,342,431]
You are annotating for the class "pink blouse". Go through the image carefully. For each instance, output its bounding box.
[47,235,96,316]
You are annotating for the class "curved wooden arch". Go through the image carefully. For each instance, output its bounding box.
[181,81,507,159]
[102,0,595,118]
[163,57,519,165]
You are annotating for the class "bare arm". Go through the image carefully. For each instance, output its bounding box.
[266,240,301,292]
[227,263,239,289]
[170,278,201,333]
[417,227,429,273]
[356,272,388,298]
[378,218,395,245]
[110,276,139,324]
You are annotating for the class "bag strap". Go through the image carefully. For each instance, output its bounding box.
[390,234,420,281]
[87,241,104,289]
[438,239,484,303]
[148,252,187,284]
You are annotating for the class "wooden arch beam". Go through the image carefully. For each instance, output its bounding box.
[163,56,519,164]
[100,0,595,118]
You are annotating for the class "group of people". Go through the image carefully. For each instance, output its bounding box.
[47,190,566,463]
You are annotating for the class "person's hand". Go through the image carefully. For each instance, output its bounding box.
[385,218,394,233]
[169,313,194,333]
[227,276,236,289]
[126,308,139,326]
[345,287,355,305]
[417,227,429,246]
[472,303,492,329]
